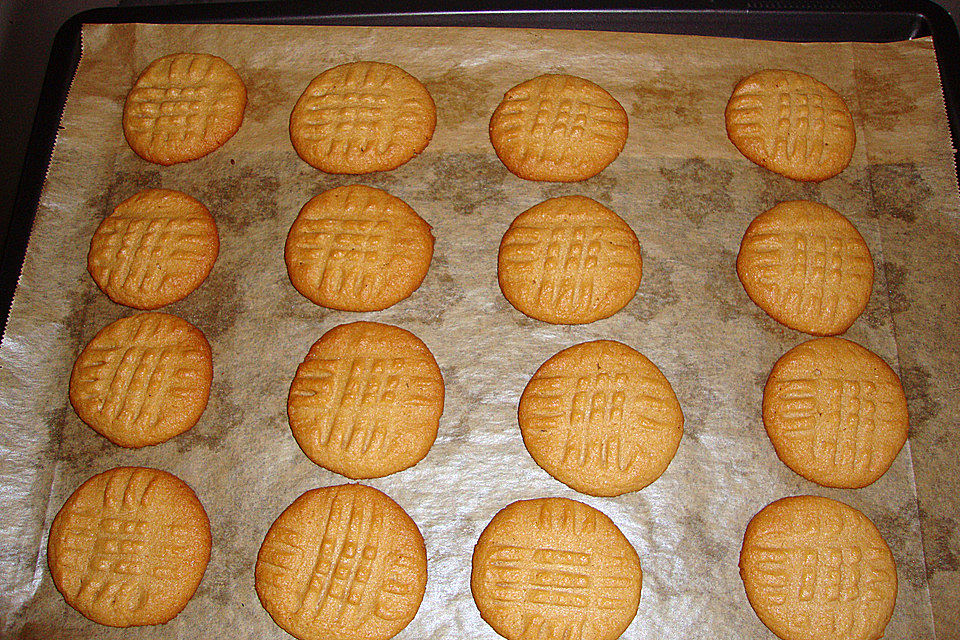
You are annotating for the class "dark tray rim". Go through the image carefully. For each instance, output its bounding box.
[2,0,959,334]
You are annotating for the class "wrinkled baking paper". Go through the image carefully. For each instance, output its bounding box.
[2,22,958,640]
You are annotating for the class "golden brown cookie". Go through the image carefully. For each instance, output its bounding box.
[739,495,897,640]
[519,340,683,496]
[763,337,909,488]
[256,484,427,640]
[47,467,211,627]
[737,200,874,336]
[498,195,642,324]
[288,321,444,479]
[725,69,856,182]
[69,312,213,448]
[489,74,628,182]
[123,53,247,165]
[285,185,434,311]
[87,188,220,310]
[472,497,641,640]
[289,61,436,174]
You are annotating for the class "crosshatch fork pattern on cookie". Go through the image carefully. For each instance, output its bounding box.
[69,313,212,447]
[256,485,427,638]
[295,64,433,157]
[740,230,873,325]
[473,498,642,640]
[498,196,642,324]
[725,69,855,181]
[48,467,211,626]
[491,74,628,180]
[740,498,897,639]
[124,54,246,156]
[522,367,677,474]
[88,189,219,309]
[290,61,436,173]
[289,353,443,460]
[286,185,434,311]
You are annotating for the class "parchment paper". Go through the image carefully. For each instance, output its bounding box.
[1,22,959,640]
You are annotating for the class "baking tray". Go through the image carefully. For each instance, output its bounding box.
[2,0,959,332]
[1,2,959,639]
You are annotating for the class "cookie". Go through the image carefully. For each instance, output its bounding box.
[256,484,427,640]
[289,61,436,174]
[739,495,897,640]
[489,74,628,181]
[763,337,909,488]
[737,200,874,336]
[498,195,642,324]
[472,497,641,640]
[69,312,213,448]
[285,185,434,311]
[87,188,220,310]
[47,467,211,627]
[288,321,444,479]
[123,53,247,165]
[725,69,856,182]
[519,340,683,496]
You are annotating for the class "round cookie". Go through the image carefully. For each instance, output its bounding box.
[472,497,641,640]
[489,74,628,182]
[69,312,213,448]
[739,495,897,640]
[725,69,856,182]
[285,185,434,311]
[88,188,220,310]
[256,484,427,640]
[763,337,908,488]
[290,61,436,174]
[498,195,642,324]
[288,321,445,479]
[48,466,211,627]
[519,340,683,496]
[123,53,247,165]
[737,200,874,336]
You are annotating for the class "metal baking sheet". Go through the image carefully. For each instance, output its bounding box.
[1,3,959,640]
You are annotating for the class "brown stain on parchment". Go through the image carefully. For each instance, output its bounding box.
[161,251,242,343]
[705,247,746,324]
[199,168,281,233]
[315,169,404,195]
[899,364,940,441]
[756,174,822,206]
[629,70,707,127]
[425,68,496,128]
[542,171,619,205]
[19,622,66,640]
[83,170,163,220]
[856,302,887,332]
[410,153,507,216]
[659,158,734,226]
[854,68,918,132]
[868,162,932,224]
[875,502,941,589]
[917,509,960,578]
[172,385,233,454]
[46,405,72,464]
[623,258,680,323]
[388,253,464,326]
[274,270,336,320]
[240,67,288,124]
[437,393,473,444]
[883,261,911,315]
[678,512,726,563]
